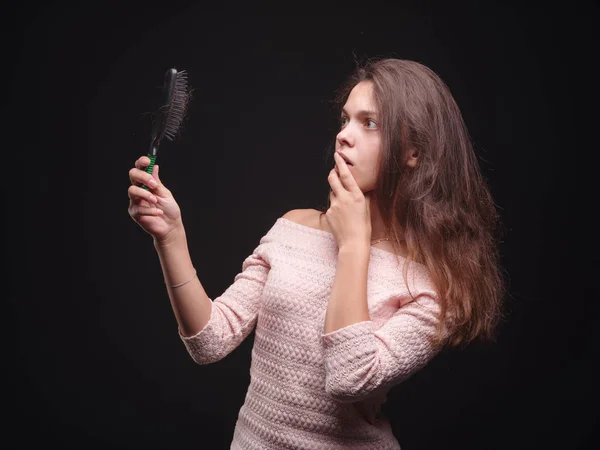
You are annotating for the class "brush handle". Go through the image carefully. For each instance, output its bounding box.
[141,153,157,191]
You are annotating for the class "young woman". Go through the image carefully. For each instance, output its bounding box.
[128,57,505,449]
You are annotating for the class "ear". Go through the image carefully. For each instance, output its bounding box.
[405,148,419,168]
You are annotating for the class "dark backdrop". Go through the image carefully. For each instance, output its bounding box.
[6,3,594,450]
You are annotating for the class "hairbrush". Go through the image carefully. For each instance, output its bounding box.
[142,68,191,190]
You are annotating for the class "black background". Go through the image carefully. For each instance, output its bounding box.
[6,3,595,449]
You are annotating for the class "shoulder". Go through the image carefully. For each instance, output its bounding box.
[281,208,328,231]
[281,208,315,225]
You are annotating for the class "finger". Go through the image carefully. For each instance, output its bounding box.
[129,168,141,187]
[149,164,173,199]
[327,168,345,196]
[130,205,164,218]
[128,184,158,205]
[129,167,158,190]
[135,156,151,170]
[333,153,359,193]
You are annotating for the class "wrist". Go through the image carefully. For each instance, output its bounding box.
[338,241,370,258]
[154,224,186,249]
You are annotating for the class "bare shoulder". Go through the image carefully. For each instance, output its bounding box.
[281,208,329,232]
[281,209,315,225]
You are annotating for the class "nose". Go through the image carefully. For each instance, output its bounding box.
[336,124,354,148]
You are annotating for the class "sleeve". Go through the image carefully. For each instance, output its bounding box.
[321,291,446,403]
[178,238,272,365]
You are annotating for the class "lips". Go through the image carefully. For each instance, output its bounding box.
[337,153,354,166]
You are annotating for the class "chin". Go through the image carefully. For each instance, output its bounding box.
[353,173,374,194]
[359,182,376,194]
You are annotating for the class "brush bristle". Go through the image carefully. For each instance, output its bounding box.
[164,70,189,141]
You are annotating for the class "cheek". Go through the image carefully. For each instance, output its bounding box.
[353,165,377,192]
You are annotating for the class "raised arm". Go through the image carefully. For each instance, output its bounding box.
[154,224,213,338]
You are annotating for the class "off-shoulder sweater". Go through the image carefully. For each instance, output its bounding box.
[179,217,445,450]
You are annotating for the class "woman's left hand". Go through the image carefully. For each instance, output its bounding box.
[325,152,372,251]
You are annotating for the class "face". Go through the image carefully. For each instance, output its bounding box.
[335,81,382,193]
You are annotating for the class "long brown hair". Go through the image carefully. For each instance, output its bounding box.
[319,58,506,349]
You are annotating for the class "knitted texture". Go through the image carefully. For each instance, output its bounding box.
[180,217,444,449]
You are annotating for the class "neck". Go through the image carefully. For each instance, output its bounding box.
[369,194,404,241]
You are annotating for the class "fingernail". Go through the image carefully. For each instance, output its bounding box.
[148,178,157,187]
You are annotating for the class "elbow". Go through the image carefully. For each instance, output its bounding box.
[323,354,383,403]
[187,351,225,366]
[180,329,228,366]
[324,378,374,404]
[325,388,361,404]
[182,333,229,365]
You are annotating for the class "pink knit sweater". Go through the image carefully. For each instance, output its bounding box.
[179,217,445,449]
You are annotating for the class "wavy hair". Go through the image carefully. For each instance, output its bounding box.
[319,58,506,348]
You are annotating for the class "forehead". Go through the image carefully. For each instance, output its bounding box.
[344,81,377,111]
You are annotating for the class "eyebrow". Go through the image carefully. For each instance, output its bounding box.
[341,107,379,117]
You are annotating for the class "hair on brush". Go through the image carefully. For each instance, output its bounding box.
[142,68,191,190]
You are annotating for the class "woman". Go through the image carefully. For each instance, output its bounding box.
[127,57,505,449]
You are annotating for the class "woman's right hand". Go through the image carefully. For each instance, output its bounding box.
[128,156,183,243]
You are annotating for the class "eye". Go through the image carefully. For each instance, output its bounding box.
[365,119,378,129]
[340,117,349,128]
